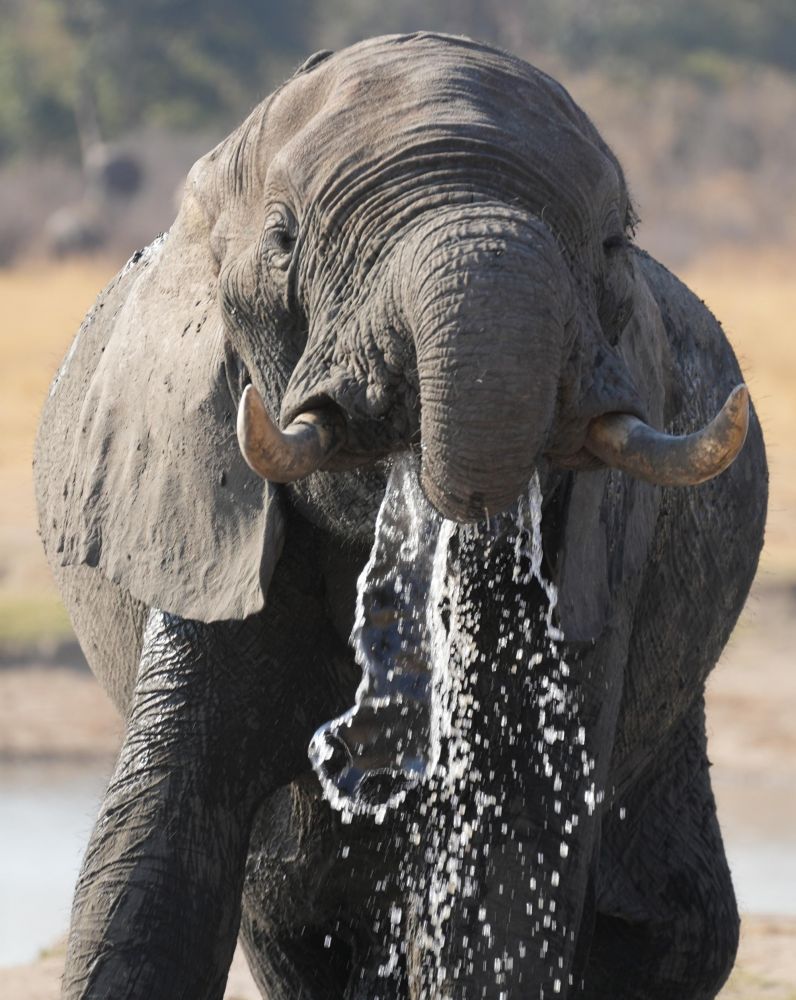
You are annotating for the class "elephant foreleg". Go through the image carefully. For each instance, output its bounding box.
[584,699,739,1000]
[62,609,298,1000]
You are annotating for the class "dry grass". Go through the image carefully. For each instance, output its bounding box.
[0,258,116,626]
[720,916,796,999]
[0,666,122,760]
[0,246,793,642]
[0,257,115,471]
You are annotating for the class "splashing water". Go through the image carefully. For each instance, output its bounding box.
[309,456,598,997]
[309,456,443,820]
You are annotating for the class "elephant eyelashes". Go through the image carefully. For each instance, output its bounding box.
[262,205,298,270]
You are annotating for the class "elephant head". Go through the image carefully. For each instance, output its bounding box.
[47,31,747,628]
[227,38,745,513]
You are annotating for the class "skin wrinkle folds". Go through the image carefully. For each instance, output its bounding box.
[32,32,767,1000]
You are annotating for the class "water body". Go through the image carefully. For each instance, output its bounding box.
[0,759,111,966]
[0,761,792,967]
[714,772,796,917]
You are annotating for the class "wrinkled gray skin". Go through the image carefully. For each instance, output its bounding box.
[35,34,767,1000]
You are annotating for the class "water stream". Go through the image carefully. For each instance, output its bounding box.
[310,458,592,995]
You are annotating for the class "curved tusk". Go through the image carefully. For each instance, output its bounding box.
[585,384,749,487]
[236,384,345,483]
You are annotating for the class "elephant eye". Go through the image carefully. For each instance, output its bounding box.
[598,251,635,345]
[263,204,298,270]
[602,233,627,254]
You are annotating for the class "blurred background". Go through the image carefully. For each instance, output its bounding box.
[0,2,794,997]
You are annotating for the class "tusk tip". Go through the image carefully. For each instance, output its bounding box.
[715,383,750,463]
[236,384,275,475]
[724,383,749,428]
[237,384,269,448]
[238,382,263,419]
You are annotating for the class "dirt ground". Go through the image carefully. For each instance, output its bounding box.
[2,919,794,1000]
[1,579,795,997]
[0,940,262,1000]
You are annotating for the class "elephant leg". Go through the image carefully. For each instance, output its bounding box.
[58,510,364,1000]
[62,608,320,1000]
[239,782,352,1000]
[583,699,739,1000]
[240,778,411,1000]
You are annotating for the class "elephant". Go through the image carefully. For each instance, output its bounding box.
[44,146,143,259]
[34,32,767,1000]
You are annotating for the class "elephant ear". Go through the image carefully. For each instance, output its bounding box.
[37,196,284,624]
[554,253,668,642]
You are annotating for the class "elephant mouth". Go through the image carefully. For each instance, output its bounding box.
[237,383,751,517]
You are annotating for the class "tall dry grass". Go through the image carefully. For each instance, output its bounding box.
[0,247,793,640]
[0,258,116,635]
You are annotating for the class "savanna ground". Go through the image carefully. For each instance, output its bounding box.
[1,250,794,997]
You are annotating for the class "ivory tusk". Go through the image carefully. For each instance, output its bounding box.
[584,384,749,487]
[236,384,345,483]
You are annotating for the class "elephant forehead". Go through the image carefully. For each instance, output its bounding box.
[280,36,609,184]
[223,34,619,233]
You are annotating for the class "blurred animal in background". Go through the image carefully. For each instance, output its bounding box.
[43,85,143,258]
[35,33,766,1000]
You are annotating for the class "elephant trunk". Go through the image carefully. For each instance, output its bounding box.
[405,208,566,522]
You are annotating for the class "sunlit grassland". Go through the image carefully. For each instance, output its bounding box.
[0,593,73,648]
[0,258,115,646]
[0,259,116,468]
[0,248,793,646]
